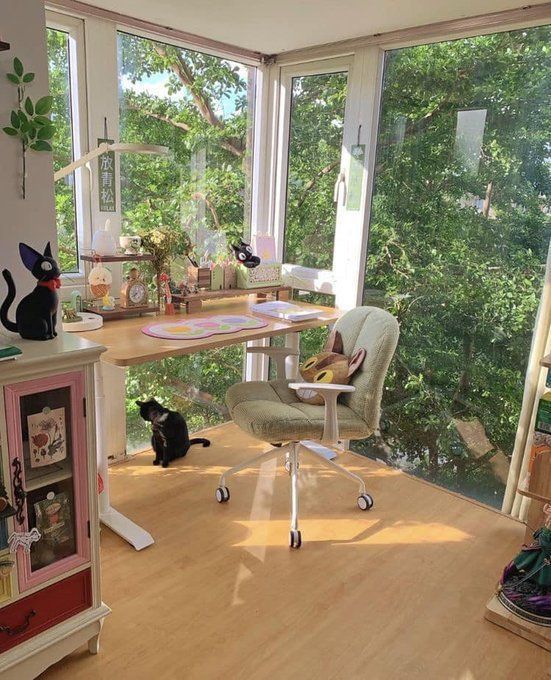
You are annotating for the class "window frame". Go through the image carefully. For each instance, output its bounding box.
[46,10,91,284]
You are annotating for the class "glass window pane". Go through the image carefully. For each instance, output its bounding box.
[47,28,79,273]
[117,32,255,450]
[284,72,347,270]
[356,26,551,508]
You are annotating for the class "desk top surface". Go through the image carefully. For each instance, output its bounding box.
[77,297,339,366]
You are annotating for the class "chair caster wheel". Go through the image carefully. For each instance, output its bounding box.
[289,530,302,549]
[357,493,374,511]
[215,486,230,503]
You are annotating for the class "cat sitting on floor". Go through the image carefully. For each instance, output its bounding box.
[136,398,210,468]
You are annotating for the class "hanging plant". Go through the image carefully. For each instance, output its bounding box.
[2,57,55,199]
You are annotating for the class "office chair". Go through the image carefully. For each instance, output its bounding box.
[215,306,399,548]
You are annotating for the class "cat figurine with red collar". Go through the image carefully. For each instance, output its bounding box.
[1,242,61,341]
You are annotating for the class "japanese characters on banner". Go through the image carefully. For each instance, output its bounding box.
[97,137,116,212]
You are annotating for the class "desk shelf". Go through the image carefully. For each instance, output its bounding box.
[83,301,159,321]
[173,285,291,313]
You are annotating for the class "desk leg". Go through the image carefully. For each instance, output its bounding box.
[95,362,154,551]
[284,331,300,379]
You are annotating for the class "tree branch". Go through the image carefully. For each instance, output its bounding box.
[296,159,340,207]
[125,102,191,132]
[154,44,244,158]
[191,191,221,229]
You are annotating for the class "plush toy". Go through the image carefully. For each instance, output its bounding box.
[296,330,366,405]
[231,240,260,268]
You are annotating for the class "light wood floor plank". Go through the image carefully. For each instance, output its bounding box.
[41,424,549,679]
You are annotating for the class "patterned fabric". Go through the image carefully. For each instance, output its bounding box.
[226,307,399,444]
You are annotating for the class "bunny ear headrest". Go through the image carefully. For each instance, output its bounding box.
[19,243,42,272]
[347,348,366,377]
[325,329,344,355]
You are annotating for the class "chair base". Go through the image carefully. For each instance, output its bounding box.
[215,441,374,548]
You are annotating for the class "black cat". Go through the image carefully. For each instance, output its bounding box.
[231,240,260,268]
[136,398,210,468]
[1,242,61,341]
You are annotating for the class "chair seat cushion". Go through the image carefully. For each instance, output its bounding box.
[226,379,372,443]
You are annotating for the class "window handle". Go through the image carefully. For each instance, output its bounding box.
[333,171,346,205]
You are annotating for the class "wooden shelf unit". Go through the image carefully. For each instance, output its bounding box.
[82,301,159,321]
[80,253,154,263]
[173,285,291,313]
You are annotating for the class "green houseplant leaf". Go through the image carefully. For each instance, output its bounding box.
[37,125,55,141]
[22,73,35,83]
[30,140,52,152]
[10,111,20,129]
[13,58,24,77]
[2,127,18,136]
[6,73,20,85]
[35,96,53,115]
[24,97,34,116]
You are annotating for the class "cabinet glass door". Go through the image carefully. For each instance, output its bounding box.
[4,371,90,591]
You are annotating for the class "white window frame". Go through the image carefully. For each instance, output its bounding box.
[46,10,91,286]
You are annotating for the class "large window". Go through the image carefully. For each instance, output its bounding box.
[47,27,80,273]
[117,31,256,448]
[283,71,348,270]
[356,26,551,507]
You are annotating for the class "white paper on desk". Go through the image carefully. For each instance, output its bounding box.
[251,301,322,322]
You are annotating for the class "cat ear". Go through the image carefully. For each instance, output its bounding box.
[325,329,344,355]
[43,242,52,258]
[135,400,144,407]
[231,244,240,253]
[347,348,366,377]
[19,243,42,272]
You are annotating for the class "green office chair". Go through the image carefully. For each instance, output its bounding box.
[215,306,399,548]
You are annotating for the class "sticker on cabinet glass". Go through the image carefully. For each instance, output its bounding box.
[27,407,67,467]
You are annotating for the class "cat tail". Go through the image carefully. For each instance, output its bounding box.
[189,438,210,448]
[0,270,18,333]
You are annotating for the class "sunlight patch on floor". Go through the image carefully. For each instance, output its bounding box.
[231,519,471,547]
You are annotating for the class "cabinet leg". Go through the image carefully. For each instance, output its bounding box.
[88,632,100,655]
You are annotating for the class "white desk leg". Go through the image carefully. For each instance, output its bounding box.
[95,362,154,551]
[284,331,300,379]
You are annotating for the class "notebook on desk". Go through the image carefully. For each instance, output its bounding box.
[0,343,22,362]
[251,301,322,322]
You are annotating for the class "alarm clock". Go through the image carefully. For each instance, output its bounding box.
[120,268,149,308]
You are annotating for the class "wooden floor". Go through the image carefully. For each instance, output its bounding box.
[42,424,549,680]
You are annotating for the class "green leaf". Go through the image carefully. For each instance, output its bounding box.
[24,97,34,116]
[34,115,51,126]
[10,111,20,128]
[22,73,35,83]
[6,73,20,85]
[35,96,53,116]
[18,110,28,124]
[13,58,24,77]
[37,125,54,141]
[20,120,31,134]
[2,127,18,137]
[30,140,52,152]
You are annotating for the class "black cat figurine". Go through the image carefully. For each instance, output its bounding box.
[231,240,260,268]
[1,242,61,341]
[136,398,211,468]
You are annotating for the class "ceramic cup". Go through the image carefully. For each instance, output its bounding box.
[120,235,142,254]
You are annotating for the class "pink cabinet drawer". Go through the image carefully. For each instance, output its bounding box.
[0,569,92,653]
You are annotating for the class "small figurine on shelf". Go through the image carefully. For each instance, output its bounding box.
[231,240,260,268]
[160,273,175,315]
[1,242,61,340]
[101,294,115,311]
[88,260,112,299]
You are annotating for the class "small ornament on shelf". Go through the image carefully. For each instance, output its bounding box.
[88,259,112,299]
[160,273,175,315]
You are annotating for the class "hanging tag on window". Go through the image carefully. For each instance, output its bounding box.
[346,144,365,211]
[98,137,116,213]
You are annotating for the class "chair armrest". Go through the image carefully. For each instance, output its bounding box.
[288,383,355,444]
[247,346,299,379]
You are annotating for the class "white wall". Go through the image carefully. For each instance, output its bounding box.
[0,0,56,304]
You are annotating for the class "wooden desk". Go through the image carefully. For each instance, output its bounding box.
[78,297,339,550]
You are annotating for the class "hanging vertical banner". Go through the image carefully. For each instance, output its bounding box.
[97,138,116,212]
[346,144,366,212]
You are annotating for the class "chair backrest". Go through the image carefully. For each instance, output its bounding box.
[333,306,399,431]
